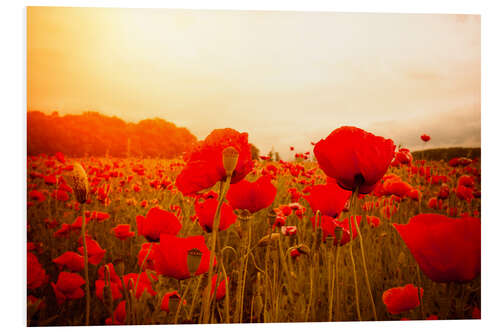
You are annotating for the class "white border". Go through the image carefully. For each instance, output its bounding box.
[3,1,500,332]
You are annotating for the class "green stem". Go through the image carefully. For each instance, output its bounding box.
[351,190,378,321]
[81,208,90,325]
[201,175,231,323]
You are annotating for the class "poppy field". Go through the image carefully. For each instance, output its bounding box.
[26,126,481,326]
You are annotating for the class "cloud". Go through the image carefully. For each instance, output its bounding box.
[367,105,481,151]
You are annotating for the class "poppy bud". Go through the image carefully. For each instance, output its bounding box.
[113,259,125,277]
[167,294,181,313]
[334,226,343,244]
[68,163,89,204]
[296,244,310,255]
[222,146,239,177]
[187,248,203,276]
[267,210,277,226]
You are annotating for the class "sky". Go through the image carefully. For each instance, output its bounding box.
[27,7,480,159]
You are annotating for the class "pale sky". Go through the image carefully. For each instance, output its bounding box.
[27,7,480,159]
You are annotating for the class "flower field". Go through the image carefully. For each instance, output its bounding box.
[26,126,481,326]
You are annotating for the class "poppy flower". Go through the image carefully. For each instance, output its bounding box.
[97,263,122,284]
[393,214,480,282]
[210,274,228,300]
[226,176,277,214]
[44,175,57,185]
[27,252,48,289]
[51,272,85,304]
[366,216,381,228]
[437,184,450,199]
[154,234,215,280]
[420,134,431,142]
[105,300,127,325]
[112,224,135,240]
[194,198,236,232]
[472,307,480,319]
[54,223,71,238]
[137,243,158,270]
[456,185,474,202]
[290,248,301,259]
[175,128,254,195]
[457,175,474,188]
[313,126,395,194]
[382,284,423,314]
[382,180,414,198]
[394,148,413,165]
[123,272,157,299]
[136,207,182,242]
[303,179,351,218]
[52,251,84,272]
[161,291,185,313]
[78,237,106,265]
[29,190,46,203]
[95,279,123,301]
[281,226,297,236]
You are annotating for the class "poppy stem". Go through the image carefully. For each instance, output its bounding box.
[350,189,378,321]
[134,243,153,300]
[201,175,232,324]
[347,205,362,321]
[81,207,90,325]
[416,266,426,319]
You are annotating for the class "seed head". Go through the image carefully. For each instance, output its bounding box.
[69,162,89,204]
[222,146,239,177]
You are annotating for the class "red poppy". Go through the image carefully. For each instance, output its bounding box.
[226,176,277,213]
[51,272,85,304]
[303,179,351,218]
[78,236,106,265]
[382,180,414,198]
[105,300,126,325]
[472,307,480,319]
[281,226,297,236]
[54,223,71,238]
[313,126,395,194]
[95,279,123,301]
[420,134,431,142]
[27,252,48,289]
[44,174,57,185]
[161,291,185,313]
[175,128,254,195]
[137,243,158,270]
[394,214,480,282]
[154,234,215,280]
[394,148,413,165]
[55,151,66,164]
[457,175,474,188]
[210,274,228,300]
[111,224,135,240]
[366,216,381,228]
[437,184,450,199]
[123,272,157,299]
[290,248,301,259]
[194,198,236,232]
[97,263,122,284]
[136,207,182,242]
[382,284,423,314]
[53,251,84,272]
[29,190,46,203]
[456,185,474,202]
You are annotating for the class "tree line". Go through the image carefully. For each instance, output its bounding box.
[27,111,198,158]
